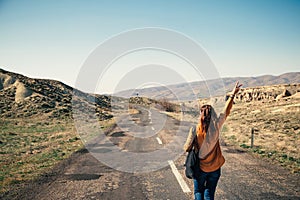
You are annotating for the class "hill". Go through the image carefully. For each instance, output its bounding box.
[116,72,300,100]
[0,68,112,120]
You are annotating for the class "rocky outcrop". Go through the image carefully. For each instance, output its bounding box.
[14,81,33,103]
[234,84,300,102]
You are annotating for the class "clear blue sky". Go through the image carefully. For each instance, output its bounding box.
[0,0,299,93]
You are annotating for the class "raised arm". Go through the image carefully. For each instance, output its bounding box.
[219,81,242,126]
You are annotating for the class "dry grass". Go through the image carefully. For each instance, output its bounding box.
[223,96,299,173]
[0,118,83,193]
[0,117,118,193]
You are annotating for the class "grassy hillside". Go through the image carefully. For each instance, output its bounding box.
[0,68,114,193]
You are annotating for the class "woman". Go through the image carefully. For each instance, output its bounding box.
[184,81,242,200]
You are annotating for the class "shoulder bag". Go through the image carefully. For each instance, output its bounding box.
[184,126,200,179]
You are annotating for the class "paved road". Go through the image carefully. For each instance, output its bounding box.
[3,105,300,199]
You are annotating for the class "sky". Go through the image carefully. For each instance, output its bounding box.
[0,0,299,93]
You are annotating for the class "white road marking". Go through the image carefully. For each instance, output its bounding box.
[148,110,153,124]
[168,160,191,193]
[151,126,155,130]
[156,137,163,144]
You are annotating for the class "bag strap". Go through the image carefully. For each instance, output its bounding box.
[192,126,199,150]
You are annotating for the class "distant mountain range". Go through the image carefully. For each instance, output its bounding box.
[116,72,300,100]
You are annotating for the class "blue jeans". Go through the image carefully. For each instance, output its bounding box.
[193,168,221,200]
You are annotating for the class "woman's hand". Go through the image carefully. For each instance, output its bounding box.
[231,81,242,96]
[221,81,242,123]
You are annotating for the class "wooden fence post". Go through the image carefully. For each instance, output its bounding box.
[251,128,254,148]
